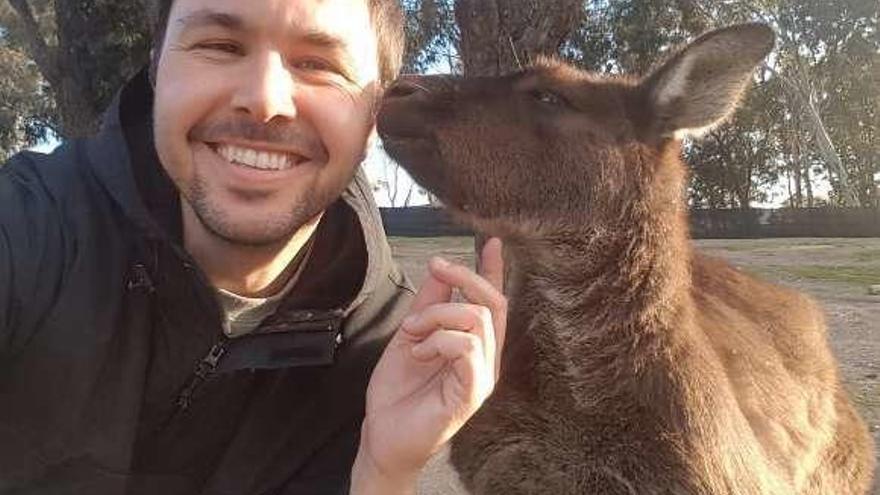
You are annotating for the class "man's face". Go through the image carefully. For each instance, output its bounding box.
[153,0,380,245]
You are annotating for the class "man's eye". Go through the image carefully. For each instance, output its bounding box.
[293,59,339,74]
[195,42,243,55]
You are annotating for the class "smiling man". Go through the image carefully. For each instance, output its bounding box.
[0,0,506,493]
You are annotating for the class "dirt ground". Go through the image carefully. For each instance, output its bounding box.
[388,237,880,494]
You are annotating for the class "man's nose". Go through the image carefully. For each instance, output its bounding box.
[232,52,297,123]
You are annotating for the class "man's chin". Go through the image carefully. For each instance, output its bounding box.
[210,226,294,247]
[214,214,313,247]
[188,203,313,248]
[181,175,343,248]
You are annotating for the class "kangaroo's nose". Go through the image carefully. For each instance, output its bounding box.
[385,76,429,101]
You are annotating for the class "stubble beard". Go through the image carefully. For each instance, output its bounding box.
[184,172,349,248]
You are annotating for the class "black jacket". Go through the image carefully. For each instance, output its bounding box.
[0,70,414,494]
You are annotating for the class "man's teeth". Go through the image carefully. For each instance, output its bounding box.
[215,144,298,171]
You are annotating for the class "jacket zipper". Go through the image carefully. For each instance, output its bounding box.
[174,339,229,411]
[154,339,228,433]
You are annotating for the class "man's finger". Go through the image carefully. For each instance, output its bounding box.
[402,303,490,336]
[428,246,507,376]
[477,238,507,376]
[401,303,495,381]
[427,258,505,317]
[408,266,453,313]
[478,237,504,293]
[411,330,491,397]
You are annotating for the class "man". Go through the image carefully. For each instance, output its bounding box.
[0,0,507,493]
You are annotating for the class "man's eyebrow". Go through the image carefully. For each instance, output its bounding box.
[299,30,358,77]
[176,9,246,32]
[299,30,350,52]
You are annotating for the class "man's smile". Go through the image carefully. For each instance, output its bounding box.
[213,143,307,171]
[193,141,319,191]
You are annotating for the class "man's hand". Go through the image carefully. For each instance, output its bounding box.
[351,238,507,494]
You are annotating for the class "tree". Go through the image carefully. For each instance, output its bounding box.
[401,0,459,73]
[455,0,583,76]
[689,73,785,209]
[0,30,54,158]
[402,0,583,76]
[691,0,878,207]
[563,0,879,208]
[1,0,152,151]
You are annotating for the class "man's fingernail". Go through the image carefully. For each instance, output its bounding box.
[411,342,428,359]
[402,315,417,328]
[432,257,450,268]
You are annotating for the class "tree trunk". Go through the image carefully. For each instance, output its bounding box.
[56,76,103,137]
[792,132,803,208]
[739,162,753,210]
[54,0,107,137]
[805,162,814,208]
[793,167,803,208]
[799,92,859,207]
[454,0,583,76]
[8,0,150,140]
[403,183,415,207]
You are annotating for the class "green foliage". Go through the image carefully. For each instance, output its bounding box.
[566,0,695,74]
[768,0,879,207]
[56,0,152,117]
[561,0,879,208]
[401,0,459,73]
[0,0,54,160]
[0,37,54,159]
[688,81,786,208]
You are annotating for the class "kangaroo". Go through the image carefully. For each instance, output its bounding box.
[377,23,875,495]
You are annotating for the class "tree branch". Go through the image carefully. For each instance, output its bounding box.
[762,62,860,206]
[6,0,60,87]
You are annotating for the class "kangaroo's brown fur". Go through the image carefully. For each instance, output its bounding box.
[377,24,875,494]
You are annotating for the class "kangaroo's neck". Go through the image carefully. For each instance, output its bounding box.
[505,151,696,403]
[513,209,691,331]
[514,152,692,331]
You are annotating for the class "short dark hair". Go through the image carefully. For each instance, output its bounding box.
[149,0,404,87]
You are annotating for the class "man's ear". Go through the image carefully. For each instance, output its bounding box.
[641,23,775,139]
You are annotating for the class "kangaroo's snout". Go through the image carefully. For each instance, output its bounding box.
[384,76,429,102]
[377,75,448,143]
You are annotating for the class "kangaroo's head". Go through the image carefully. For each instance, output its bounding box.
[377,24,774,241]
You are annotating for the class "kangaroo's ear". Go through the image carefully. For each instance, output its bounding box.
[641,23,774,139]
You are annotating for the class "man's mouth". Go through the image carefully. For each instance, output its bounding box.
[212,143,307,171]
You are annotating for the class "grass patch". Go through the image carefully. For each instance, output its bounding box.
[852,249,880,264]
[697,239,843,253]
[783,265,880,286]
[849,381,880,417]
[739,265,792,281]
[712,244,763,252]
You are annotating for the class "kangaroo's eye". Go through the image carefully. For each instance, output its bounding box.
[530,89,566,107]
